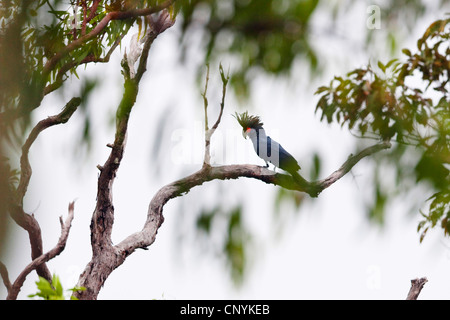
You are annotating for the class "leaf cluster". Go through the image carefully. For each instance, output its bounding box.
[0,1,180,146]
[315,18,450,239]
[28,274,85,300]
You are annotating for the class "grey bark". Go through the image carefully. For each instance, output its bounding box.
[406,277,428,300]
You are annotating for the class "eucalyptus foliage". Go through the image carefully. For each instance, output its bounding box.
[315,18,449,239]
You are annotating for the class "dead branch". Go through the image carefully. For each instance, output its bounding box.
[202,64,229,166]
[75,54,391,298]
[73,11,175,300]
[6,202,76,300]
[317,140,391,191]
[10,97,80,283]
[406,277,428,300]
[116,141,390,252]
[16,97,81,200]
[114,68,391,286]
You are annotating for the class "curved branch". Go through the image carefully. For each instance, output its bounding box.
[316,140,392,190]
[16,97,81,201]
[10,97,80,283]
[90,11,175,252]
[73,11,176,300]
[75,51,391,298]
[117,140,391,254]
[6,202,76,300]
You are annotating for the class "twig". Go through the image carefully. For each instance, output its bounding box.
[86,0,101,24]
[81,0,88,36]
[406,277,428,300]
[6,202,76,300]
[202,64,211,165]
[316,140,392,193]
[202,64,210,132]
[211,64,228,132]
[202,64,229,167]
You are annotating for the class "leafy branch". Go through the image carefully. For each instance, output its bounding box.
[6,202,76,300]
[315,17,449,239]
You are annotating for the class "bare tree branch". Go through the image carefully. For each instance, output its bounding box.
[316,140,391,194]
[202,64,229,166]
[202,64,211,165]
[74,52,391,298]
[406,277,428,300]
[117,141,390,249]
[16,97,81,200]
[211,64,229,132]
[114,74,390,279]
[73,11,176,300]
[9,97,80,284]
[6,202,76,300]
[89,10,175,252]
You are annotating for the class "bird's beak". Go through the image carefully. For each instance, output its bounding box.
[242,130,247,139]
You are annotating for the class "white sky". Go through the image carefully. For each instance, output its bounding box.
[1,1,450,300]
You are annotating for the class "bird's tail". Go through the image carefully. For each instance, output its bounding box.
[290,170,307,186]
[290,170,320,197]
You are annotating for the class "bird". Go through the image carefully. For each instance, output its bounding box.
[234,111,306,185]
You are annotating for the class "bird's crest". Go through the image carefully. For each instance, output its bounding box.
[233,111,264,130]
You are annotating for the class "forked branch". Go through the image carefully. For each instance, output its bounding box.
[116,67,391,260]
[202,64,229,166]
[6,202,76,300]
[9,97,80,284]
[73,10,176,300]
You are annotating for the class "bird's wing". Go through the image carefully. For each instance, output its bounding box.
[278,142,301,172]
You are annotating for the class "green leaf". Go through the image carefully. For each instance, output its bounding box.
[52,275,64,298]
[377,60,386,73]
[402,48,412,57]
[28,274,80,300]
[314,86,329,95]
[47,10,67,15]
[311,153,321,181]
[33,276,56,298]
[385,58,399,69]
